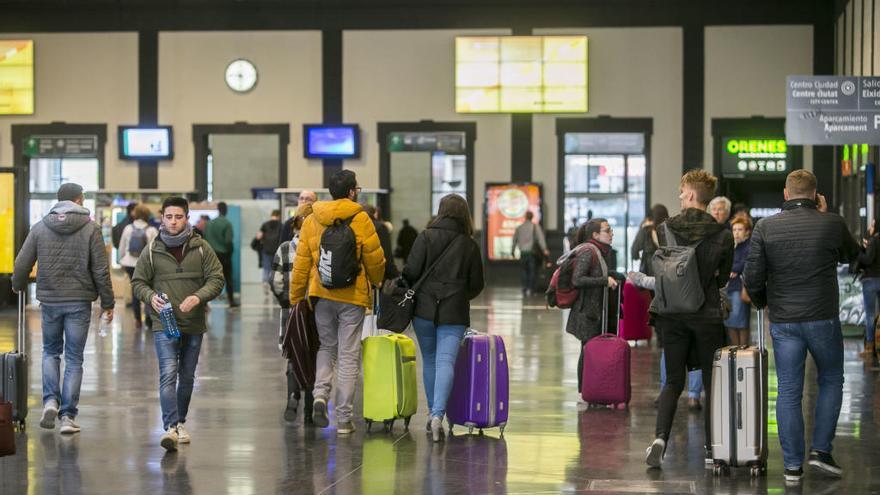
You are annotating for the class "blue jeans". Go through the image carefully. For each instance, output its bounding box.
[261,253,274,284]
[41,303,92,418]
[861,277,880,343]
[771,318,844,470]
[412,317,466,418]
[520,254,537,292]
[154,331,204,430]
[659,351,702,399]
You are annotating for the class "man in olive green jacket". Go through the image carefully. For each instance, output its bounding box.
[131,196,225,452]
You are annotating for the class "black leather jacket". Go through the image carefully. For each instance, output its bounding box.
[743,199,859,323]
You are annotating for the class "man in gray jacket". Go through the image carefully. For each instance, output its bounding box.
[12,183,114,434]
[511,211,549,296]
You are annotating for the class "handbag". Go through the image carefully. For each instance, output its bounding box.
[378,234,465,332]
[0,400,15,457]
[740,275,752,304]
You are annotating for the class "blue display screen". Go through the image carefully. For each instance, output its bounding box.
[305,125,359,158]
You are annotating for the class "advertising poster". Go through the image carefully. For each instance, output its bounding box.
[485,183,542,261]
[0,174,13,273]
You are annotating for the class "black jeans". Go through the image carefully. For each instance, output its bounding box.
[124,267,142,323]
[654,317,726,446]
[216,252,236,305]
[520,254,537,292]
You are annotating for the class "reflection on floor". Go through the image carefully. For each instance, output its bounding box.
[0,285,877,494]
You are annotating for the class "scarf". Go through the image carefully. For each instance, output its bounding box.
[159,223,193,248]
[587,238,612,256]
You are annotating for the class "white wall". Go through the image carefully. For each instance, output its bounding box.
[704,26,814,172]
[342,29,512,230]
[532,27,684,229]
[158,31,323,193]
[0,33,138,189]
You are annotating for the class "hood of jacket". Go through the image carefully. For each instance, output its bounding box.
[311,199,363,227]
[43,201,92,235]
[665,208,725,244]
[429,216,467,235]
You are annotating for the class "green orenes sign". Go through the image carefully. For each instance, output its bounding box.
[721,137,788,177]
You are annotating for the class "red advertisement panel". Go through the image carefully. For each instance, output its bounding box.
[485,183,542,261]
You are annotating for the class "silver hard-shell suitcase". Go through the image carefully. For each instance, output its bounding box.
[710,309,768,476]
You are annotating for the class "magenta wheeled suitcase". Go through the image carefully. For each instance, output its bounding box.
[618,280,652,343]
[446,332,509,435]
[581,286,631,409]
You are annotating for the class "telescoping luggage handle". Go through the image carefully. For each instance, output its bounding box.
[601,284,623,336]
[756,308,766,352]
[17,291,26,354]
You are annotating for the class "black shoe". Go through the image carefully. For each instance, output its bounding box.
[784,467,804,483]
[284,394,298,422]
[808,450,843,477]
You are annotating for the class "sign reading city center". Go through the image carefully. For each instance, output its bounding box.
[786,75,880,145]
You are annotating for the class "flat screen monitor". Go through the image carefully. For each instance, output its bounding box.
[0,40,34,115]
[119,126,174,160]
[304,124,360,159]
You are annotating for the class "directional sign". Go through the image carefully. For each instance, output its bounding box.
[786,76,880,145]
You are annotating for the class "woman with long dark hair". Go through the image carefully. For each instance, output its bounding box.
[402,194,485,442]
[631,204,669,276]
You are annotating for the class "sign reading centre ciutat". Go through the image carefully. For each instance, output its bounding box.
[786,75,880,145]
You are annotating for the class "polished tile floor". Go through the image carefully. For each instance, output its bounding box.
[0,285,878,494]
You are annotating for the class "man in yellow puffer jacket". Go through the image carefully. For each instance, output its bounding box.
[290,170,385,434]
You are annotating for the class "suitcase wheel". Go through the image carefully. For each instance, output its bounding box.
[499,424,506,437]
[615,402,627,410]
[467,425,474,435]
[383,420,393,432]
[403,417,411,431]
[712,462,729,476]
[365,419,373,432]
[478,428,484,436]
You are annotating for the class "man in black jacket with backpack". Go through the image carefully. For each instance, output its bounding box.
[645,169,733,469]
[743,170,858,482]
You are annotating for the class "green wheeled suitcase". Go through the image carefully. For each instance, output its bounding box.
[362,333,418,432]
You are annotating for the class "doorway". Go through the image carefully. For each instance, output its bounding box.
[378,122,476,230]
[556,118,652,271]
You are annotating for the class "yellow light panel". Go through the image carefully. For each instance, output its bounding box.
[0,40,34,115]
[455,36,587,113]
[0,174,14,274]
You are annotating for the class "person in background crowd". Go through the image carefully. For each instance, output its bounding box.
[744,170,858,482]
[194,214,210,237]
[270,202,314,424]
[561,219,618,397]
[857,219,880,358]
[709,196,732,228]
[289,170,385,435]
[631,204,669,277]
[364,204,400,282]
[724,216,753,346]
[645,169,733,469]
[395,219,418,263]
[119,204,159,330]
[131,196,225,452]
[12,183,115,435]
[403,194,484,442]
[257,210,283,294]
[112,202,137,250]
[512,211,549,297]
[280,190,317,244]
[565,217,580,253]
[205,202,239,307]
[732,202,751,222]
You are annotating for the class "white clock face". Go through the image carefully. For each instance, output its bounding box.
[225,59,258,93]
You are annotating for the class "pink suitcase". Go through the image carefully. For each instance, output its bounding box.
[618,280,652,343]
[581,286,631,409]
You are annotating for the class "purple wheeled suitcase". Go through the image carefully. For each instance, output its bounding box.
[446,333,509,435]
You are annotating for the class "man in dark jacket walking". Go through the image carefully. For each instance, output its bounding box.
[12,183,114,434]
[743,170,858,482]
[645,169,733,469]
[204,202,238,307]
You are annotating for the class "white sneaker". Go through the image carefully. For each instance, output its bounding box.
[40,401,59,429]
[176,423,191,444]
[645,438,666,468]
[59,416,81,434]
[160,427,179,452]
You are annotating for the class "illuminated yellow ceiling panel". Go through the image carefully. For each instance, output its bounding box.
[0,40,34,115]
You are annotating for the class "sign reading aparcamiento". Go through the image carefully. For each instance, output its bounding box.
[786,75,880,145]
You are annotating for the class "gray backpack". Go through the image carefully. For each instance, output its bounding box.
[650,223,705,314]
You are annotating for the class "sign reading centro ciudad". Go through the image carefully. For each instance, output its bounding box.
[786,75,880,145]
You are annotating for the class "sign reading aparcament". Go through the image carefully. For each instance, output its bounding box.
[786,76,880,145]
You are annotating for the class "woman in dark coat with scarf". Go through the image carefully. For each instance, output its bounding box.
[561,218,619,394]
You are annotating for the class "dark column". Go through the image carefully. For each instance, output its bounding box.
[813,18,836,207]
[138,30,159,189]
[322,29,343,187]
[682,24,705,172]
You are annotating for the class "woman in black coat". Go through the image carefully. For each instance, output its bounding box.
[402,194,484,442]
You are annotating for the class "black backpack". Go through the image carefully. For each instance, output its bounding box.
[318,215,360,289]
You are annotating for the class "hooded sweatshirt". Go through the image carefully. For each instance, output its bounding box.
[654,208,734,322]
[289,199,385,308]
[12,201,114,308]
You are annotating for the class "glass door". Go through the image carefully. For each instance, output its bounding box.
[431,152,467,214]
[563,133,647,271]
[28,157,99,227]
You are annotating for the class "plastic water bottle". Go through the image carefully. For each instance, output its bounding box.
[98,312,111,337]
[158,293,181,339]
